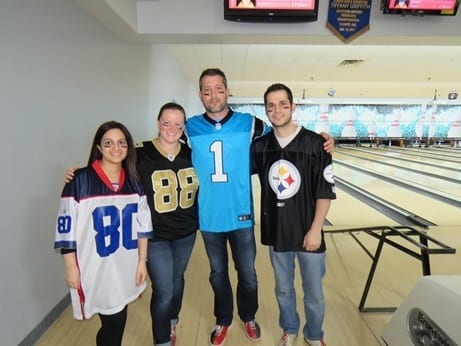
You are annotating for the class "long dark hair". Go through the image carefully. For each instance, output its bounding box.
[87,121,139,184]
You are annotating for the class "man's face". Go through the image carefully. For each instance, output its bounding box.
[265,90,295,128]
[199,75,230,116]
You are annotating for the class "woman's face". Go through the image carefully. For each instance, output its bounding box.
[157,108,185,144]
[97,128,128,165]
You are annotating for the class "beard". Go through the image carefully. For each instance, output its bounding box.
[204,101,227,115]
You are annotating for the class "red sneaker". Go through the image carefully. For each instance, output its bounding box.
[170,325,176,346]
[210,325,230,346]
[244,320,261,342]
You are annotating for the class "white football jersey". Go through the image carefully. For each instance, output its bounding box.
[54,163,153,320]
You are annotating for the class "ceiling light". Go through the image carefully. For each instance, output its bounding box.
[448,90,458,100]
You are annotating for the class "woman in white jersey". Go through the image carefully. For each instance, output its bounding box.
[54,121,153,346]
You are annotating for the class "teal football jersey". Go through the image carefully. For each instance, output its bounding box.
[185,110,269,232]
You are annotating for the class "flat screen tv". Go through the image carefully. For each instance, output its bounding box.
[224,0,319,23]
[382,0,460,16]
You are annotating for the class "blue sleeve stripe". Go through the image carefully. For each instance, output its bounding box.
[138,231,154,238]
[54,241,77,249]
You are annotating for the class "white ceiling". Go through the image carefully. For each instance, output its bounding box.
[168,44,461,99]
[73,0,461,100]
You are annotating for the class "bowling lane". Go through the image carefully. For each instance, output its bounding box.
[372,147,461,167]
[394,146,461,156]
[326,188,398,227]
[331,163,460,227]
[335,155,461,202]
[335,147,461,171]
[335,147,461,181]
[415,146,461,154]
[390,146,461,161]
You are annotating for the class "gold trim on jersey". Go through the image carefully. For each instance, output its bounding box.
[152,138,181,162]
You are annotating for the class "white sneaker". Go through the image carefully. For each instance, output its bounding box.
[304,337,326,346]
[280,332,297,346]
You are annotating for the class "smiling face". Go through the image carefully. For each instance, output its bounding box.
[265,89,296,129]
[157,108,185,145]
[97,128,128,166]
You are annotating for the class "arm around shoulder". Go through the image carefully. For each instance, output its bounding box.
[320,132,335,154]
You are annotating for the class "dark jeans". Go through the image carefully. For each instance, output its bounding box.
[146,232,196,345]
[201,228,258,326]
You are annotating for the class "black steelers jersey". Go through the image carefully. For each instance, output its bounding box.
[136,140,199,241]
[252,127,336,252]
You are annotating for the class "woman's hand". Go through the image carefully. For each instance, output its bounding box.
[63,253,80,289]
[64,166,78,184]
[135,260,147,287]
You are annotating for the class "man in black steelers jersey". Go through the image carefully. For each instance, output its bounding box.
[251,83,336,346]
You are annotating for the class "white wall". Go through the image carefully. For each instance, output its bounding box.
[0,0,158,344]
[148,45,205,122]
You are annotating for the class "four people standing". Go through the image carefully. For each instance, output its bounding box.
[56,72,335,346]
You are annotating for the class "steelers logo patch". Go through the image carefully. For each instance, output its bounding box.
[323,164,335,184]
[268,159,301,200]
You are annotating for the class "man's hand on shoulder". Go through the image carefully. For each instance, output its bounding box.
[320,132,335,154]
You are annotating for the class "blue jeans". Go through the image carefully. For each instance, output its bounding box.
[201,228,258,326]
[269,247,326,341]
[146,232,196,345]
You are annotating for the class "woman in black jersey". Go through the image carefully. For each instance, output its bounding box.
[136,102,199,346]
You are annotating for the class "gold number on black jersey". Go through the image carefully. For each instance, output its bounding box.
[151,168,198,213]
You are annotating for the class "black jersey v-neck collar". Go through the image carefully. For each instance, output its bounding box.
[203,108,234,127]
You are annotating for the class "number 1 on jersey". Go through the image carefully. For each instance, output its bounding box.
[210,141,228,183]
